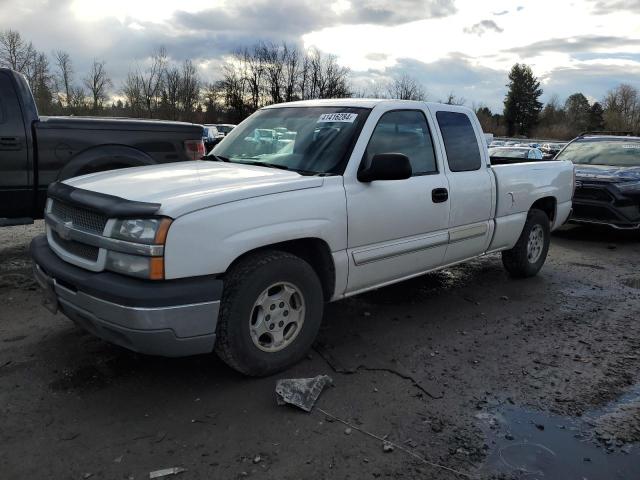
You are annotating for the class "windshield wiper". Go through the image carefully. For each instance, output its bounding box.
[210,154,230,162]
[225,158,327,176]
[233,160,291,171]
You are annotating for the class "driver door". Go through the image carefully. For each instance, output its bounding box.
[344,108,450,294]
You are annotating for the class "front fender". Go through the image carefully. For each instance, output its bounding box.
[163,181,348,279]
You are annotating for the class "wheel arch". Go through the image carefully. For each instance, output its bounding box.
[57,144,155,180]
[226,237,336,302]
[530,196,557,224]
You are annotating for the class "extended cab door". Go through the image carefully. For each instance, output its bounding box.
[431,108,495,264]
[0,71,30,219]
[344,106,450,294]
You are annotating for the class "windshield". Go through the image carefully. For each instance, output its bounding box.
[490,148,528,159]
[556,138,640,167]
[210,107,369,175]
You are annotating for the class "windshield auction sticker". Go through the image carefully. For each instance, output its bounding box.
[622,144,640,149]
[318,113,358,123]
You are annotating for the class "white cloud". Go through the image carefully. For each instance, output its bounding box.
[1,0,639,110]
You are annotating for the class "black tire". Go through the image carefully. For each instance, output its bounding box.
[215,250,324,376]
[502,209,551,278]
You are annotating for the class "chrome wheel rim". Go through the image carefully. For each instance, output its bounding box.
[527,224,544,263]
[249,282,305,353]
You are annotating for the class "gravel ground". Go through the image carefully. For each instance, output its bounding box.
[0,222,639,479]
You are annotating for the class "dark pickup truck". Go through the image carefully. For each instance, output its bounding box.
[0,68,205,226]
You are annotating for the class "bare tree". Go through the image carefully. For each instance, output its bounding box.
[122,71,144,117]
[0,29,35,72]
[387,74,425,101]
[282,44,301,102]
[221,61,248,122]
[443,92,466,105]
[68,85,87,111]
[53,50,73,108]
[139,47,167,117]
[603,84,639,132]
[162,65,181,120]
[262,42,285,105]
[307,48,350,99]
[83,59,113,112]
[179,60,200,120]
[242,45,265,110]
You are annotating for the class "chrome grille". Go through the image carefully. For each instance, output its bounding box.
[50,230,100,262]
[50,200,108,234]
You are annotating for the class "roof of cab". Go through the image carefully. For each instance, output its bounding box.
[262,98,473,112]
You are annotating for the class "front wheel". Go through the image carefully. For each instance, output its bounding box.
[215,250,324,376]
[502,209,551,278]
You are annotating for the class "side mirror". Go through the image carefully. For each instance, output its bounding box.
[358,153,412,182]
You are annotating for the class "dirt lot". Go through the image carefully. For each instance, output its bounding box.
[1,222,639,480]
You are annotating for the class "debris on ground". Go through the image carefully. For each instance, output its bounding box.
[149,467,186,479]
[317,407,473,478]
[275,375,333,412]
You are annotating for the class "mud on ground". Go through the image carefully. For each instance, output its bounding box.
[0,222,639,479]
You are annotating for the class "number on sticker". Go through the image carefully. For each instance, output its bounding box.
[318,113,358,123]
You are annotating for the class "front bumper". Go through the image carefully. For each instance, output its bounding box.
[30,235,223,357]
[571,183,640,230]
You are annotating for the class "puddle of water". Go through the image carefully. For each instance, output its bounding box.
[477,386,640,479]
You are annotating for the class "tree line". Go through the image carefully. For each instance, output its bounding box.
[476,63,640,139]
[1,28,638,139]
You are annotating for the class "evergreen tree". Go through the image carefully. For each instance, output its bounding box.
[588,102,605,131]
[564,93,591,133]
[503,64,543,136]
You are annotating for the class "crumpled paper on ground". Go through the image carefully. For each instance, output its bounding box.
[275,375,333,412]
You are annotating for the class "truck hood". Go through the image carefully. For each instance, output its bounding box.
[574,164,640,183]
[64,161,325,217]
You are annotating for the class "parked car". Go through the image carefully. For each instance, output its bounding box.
[213,124,236,137]
[540,142,566,159]
[489,140,505,147]
[489,146,544,164]
[0,68,204,226]
[31,99,574,376]
[556,134,640,229]
[203,125,224,153]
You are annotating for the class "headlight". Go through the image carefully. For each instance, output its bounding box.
[106,217,172,280]
[616,181,640,194]
[110,218,171,244]
[105,251,165,280]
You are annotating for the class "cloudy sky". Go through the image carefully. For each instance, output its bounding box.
[2,0,639,111]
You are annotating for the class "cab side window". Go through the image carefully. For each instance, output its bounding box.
[436,111,482,172]
[364,110,437,175]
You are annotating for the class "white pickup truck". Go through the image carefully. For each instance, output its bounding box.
[31,99,574,376]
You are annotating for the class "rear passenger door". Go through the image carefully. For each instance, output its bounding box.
[433,109,494,264]
[345,108,450,294]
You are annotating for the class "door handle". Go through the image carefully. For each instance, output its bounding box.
[0,137,20,150]
[432,188,448,203]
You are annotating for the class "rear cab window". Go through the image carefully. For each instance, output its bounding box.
[435,111,482,172]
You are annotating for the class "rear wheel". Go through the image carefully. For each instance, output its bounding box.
[502,209,551,278]
[215,250,324,376]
